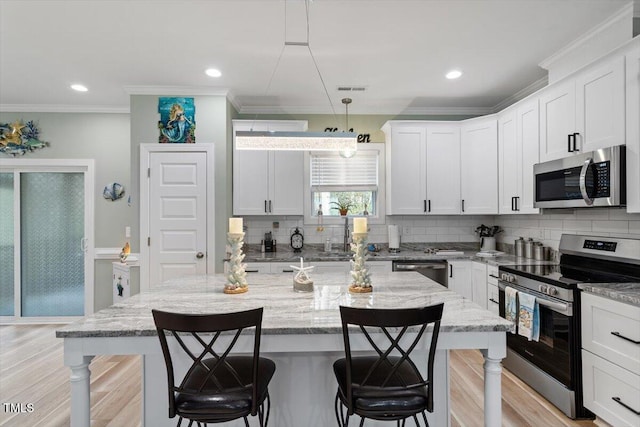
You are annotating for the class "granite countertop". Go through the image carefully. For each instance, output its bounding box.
[56,272,513,338]
[240,242,554,267]
[577,283,640,307]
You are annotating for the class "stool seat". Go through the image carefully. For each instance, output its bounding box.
[175,356,276,422]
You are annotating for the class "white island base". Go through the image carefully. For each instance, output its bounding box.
[59,273,509,427]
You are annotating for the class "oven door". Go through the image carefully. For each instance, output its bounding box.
[499,281,576,389]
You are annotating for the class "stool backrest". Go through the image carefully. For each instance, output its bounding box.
[338,303,444,413]
[152,308,264,418]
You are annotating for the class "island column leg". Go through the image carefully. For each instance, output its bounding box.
[68,354,94,427]
[481,333,506,427]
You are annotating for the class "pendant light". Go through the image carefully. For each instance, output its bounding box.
[339,97,356,158]
[235,1,357,153]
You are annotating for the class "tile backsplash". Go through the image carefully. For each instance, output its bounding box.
[241,208,640,251]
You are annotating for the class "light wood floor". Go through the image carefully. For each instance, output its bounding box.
[0,324,598,427]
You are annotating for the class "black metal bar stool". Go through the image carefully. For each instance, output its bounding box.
[152,307,276,427]
[333,304,444,427]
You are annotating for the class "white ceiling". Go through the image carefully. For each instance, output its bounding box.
[0,0,633,115]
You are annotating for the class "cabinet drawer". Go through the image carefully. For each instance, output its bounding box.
[243,263,271,274]
[269,262,296,274]
[581,292,640,374]
[487,265,499,285]
[582,350,640,427]
[487,283,500,315]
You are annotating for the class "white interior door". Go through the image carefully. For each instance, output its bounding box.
[149,152,208,286]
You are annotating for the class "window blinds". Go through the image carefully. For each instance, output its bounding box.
[310,151,378,190]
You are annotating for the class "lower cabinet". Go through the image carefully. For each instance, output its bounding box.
[448,260,473,301]
[471,261,488,309]
[487,264,500,315]
[581,292,640,427]
[243,261,392,275]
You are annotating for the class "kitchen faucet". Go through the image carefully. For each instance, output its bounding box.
[343,216,350,252]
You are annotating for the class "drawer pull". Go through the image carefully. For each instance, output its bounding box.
[611,331,640,345]
[282,269,294,273]
[246,269,259,273]
[489,298,499,305]
[612,397,640,415]
[488,275,500,279]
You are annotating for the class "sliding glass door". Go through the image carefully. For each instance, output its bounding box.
[0,161,94,320]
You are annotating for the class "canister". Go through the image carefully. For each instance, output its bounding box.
[515,237,525,257]
[533,243,545,260]
[524,238,534,259]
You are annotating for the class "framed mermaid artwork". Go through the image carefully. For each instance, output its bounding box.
[158,97,195,143]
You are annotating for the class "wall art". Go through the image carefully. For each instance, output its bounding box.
[0,120,48,156]
[103,182,125,201]
[158,97,195,143]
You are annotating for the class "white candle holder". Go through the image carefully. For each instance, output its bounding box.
[225,232,248,294]
[349,232,372,293]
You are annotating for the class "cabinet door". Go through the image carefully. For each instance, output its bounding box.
[487,284,500,315]
[627,45,640,213]
[426,124,461,214]
[448,260,472,300]
[576,56,625,153]
[233,149,270,215]
[270,151,303,215]
[539,81,576,162]
[387,126,427,214]
[460,118,498,214]
[471,261,487,308]
[517,99,540,214]
[498,109,518,214]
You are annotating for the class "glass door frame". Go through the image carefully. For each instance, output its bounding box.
[0,159,95,323]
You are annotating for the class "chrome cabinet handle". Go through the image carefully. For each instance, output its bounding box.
[611,331,640,345]
[196,252,205,259]
[579,157,594,206]
[612,397,640,415]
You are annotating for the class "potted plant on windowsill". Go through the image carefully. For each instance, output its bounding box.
[331,199,353,216]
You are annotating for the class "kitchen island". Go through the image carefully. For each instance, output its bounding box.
[57,272,512,427]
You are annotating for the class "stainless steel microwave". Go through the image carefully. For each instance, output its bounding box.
[533,145,626,208]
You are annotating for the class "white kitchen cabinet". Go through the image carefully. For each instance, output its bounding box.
[487,264,500,315]
[242,263,271,274]
[426,124,461,214]
[539,56,625,162]
[626,42,640,213]
[498,99,540,214]
[308,261,350,273]
[269,262,297,274]
[383,122,460,215]
[233,120,307,215]
[581,292,640,427]
[460,117,498,214]
[447,260,472,301]
[471,261,487,309]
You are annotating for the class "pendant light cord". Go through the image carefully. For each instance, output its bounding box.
[250,0,339,129]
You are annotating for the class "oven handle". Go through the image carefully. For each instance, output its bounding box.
[498,282,571,315]
[579,157,594,206]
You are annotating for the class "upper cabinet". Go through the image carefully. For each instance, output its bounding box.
[383,122,460,215]
[626,42,640,213]
[498,98,540,214]
[460,117,498,214]
[539,56,625,162]
[232,120,307,215]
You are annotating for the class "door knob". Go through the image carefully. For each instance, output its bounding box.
[196,252,205,259]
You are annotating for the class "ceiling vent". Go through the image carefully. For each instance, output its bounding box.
[337,86,367,92]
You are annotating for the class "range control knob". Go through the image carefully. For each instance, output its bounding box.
[548,287,558,296]
[539,284,548,294]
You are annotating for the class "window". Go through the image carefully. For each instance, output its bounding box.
[304,143,385,224]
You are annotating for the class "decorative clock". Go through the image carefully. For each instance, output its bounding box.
[290,227,304,252]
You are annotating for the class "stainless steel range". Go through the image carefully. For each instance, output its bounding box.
[498,234,640,419]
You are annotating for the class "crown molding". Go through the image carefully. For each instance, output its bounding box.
[123,85,229,96]
[0,104,129,113]
[539,2,633,70]
[492,76,549,113]
[238,104,493,116]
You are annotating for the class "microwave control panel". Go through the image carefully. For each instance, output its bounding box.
[592,161,610,197]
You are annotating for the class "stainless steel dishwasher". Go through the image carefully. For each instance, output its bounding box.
[391,260,448,287]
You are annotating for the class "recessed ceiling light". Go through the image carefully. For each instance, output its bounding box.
[205,68,222,78]
[70,84,88,92]
[445,70,462,80]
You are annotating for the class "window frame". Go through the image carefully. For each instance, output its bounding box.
[303,143,386,226]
